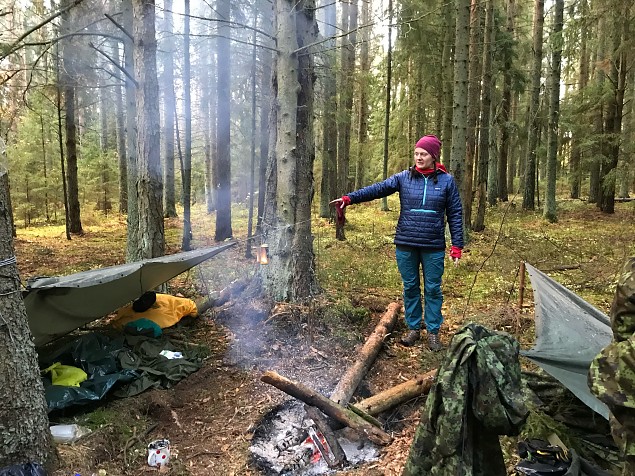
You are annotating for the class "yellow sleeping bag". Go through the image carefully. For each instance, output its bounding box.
[112,293,198,330]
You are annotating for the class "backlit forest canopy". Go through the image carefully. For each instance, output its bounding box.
[1,0,633,258]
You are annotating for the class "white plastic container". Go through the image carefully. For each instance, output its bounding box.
[50,424,91,444]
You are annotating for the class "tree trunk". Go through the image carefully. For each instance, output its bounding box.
[543,0,564,223]
[133,0,164,259]
[569,0,588,200]
[472,0,493,232]
[215,0,233,241]
[354,369,436,416]
[161,0,177,219]
[598,0,628,214]
[61,2,82,235]
[522,0,544,210]
[464,0,483,228]
[261,371,393,446]
[441,0,455,164]
[0,175,55,469]
[181,0,192,249]
[319,0,338,218]
[204,12,217,215]
[589,16,606,205]
[498,0,515,202]
[354,0,371,190]
[381,0,393,212]
[257,29,273,236]
[261,0,319,301]
[124,0,140,262]
[330,302,400,406]
[246,11,258,259]
[113,40,128,214]
[450,0,470,223]
[336,0,357,197]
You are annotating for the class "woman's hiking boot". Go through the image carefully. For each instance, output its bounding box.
[427,333,442,352]
[400,329,420,347]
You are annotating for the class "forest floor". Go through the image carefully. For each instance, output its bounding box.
[14,195,635,476]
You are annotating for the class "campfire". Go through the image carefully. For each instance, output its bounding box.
[250,400,379,475]
[250,302,436,474]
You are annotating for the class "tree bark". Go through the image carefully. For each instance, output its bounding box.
[464,0,483,228]
[330,302,401,406]
[381,0,393,212]
[161,0,177,219]
[215,0,233,241]
[61,1,82,235]
[472,0,493,232]
[0,174,55,469]
[113,40,128,214]
[354,0,370,190]
[261,0,319,301]
[522,0,545,210]
[133,0,164,259]
[181,0,192,249]
[450,0,470,220]
[318,0,338,218]
[543,0,564,223]
[354,369,436,416]
[498,0,515,202]
[441,0,455,164]
[598,0,628,214]
[261,371,393,446]
[124,0,140,262]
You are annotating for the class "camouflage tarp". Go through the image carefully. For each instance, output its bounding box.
[403,324,528,476]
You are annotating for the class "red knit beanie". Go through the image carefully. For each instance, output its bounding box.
[415,135,441,160]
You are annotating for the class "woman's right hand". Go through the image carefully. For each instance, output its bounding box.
[329,196,351,209]
[329,198,345,209]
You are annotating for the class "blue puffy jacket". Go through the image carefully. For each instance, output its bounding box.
[346,167,464,250]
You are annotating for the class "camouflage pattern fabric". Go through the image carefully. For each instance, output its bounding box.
[403,324,528,476]
[589,257,635,476]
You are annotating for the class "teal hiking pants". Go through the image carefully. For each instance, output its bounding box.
[395,246,445,334]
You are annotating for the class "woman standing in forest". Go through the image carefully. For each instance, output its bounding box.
[330,135,464,351]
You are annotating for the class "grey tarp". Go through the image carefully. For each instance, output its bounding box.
[24,242,236,346]
[521,263,613,419]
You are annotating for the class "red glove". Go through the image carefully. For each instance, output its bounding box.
[450,246,462,260]
[341,195,351,206]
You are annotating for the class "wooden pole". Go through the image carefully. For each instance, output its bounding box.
[330,302,401,406]
[518,261,526,308]
[260,370,393,446]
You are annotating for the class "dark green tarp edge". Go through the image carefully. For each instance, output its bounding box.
[24,242,236,347]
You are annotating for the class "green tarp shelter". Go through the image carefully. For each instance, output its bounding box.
[521,263,613,419]
[24,242,236,347]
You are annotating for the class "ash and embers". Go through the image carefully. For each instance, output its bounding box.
[250,400,379,475]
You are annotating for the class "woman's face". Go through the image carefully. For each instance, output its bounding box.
[414,148,435,169]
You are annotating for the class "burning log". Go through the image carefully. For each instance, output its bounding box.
[304,405,347,468]
[353,369,437,416]
[330,302,401,406]
[261,371,393,446]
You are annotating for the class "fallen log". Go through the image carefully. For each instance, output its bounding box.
[261,371,393,446]
[330,302,401,406]
[353,369,437,416]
